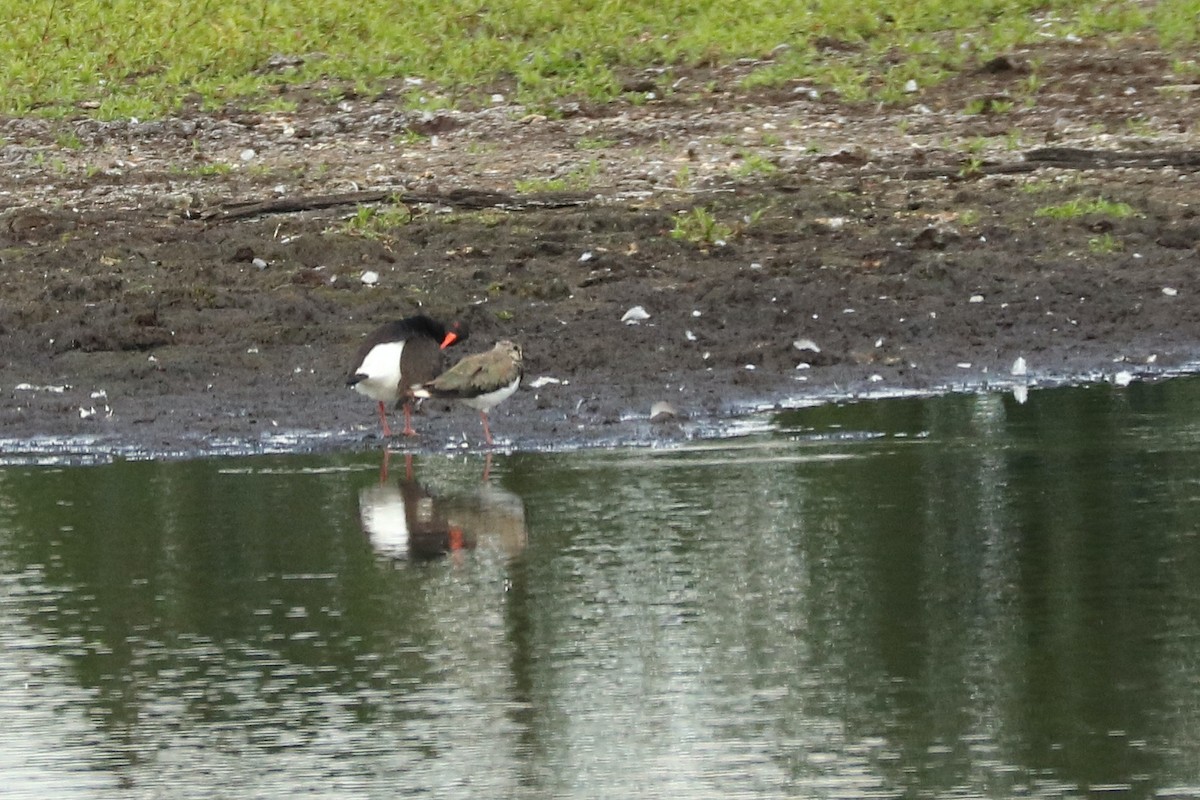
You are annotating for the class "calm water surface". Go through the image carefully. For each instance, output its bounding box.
[3,378,1200,798]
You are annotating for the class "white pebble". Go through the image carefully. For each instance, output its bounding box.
[649,401,678,422]
[793,338,821,353]
[621,305,650,324]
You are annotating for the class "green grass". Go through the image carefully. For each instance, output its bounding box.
[1088,232,1123,253]
[171,162,233,178]
[671,207,733,246]
[730,151,779,179]
[514,159,602,193]
[4,0,1199,119]
[576,137,617,150]
[341,203,415,239]
[1035,197,1139,220]
[958,208,981,226]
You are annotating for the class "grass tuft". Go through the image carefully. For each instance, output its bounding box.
[1035,197,1139,220]
[341,203,415,239]
[671,207,733,246]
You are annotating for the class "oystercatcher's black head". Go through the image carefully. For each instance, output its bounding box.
[439,319,470,350]
[390,315,469,349]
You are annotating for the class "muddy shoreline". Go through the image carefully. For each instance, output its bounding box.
[2,39,1199,459]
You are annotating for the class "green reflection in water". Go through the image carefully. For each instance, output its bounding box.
[1,377,1200,798]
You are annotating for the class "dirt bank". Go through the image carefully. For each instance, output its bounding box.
[1,37,1199,458]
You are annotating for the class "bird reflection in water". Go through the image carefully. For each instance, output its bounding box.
[359,451,527,562]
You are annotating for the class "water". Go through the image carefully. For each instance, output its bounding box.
[3,378,1200,798]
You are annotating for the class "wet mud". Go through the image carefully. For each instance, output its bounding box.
[2,38,1199,457]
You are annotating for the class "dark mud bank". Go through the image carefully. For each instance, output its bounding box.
[4,37,1200,462]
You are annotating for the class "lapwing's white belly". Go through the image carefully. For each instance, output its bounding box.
[462,376,521,413]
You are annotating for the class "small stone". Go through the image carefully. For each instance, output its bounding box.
[650,401,680,423]
[361,271,379,286]
[621,305,650,324]
[793,338,821,353]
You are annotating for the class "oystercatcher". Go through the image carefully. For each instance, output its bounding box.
[347,316,467,436]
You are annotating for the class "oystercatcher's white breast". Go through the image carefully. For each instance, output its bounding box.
[350,341,405,403]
